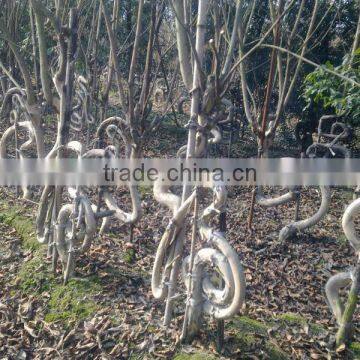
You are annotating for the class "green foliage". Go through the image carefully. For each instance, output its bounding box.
[303,52,360,125]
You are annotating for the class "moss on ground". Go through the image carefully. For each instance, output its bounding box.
[265,342,288,360]
[349,342,360,358]
[45,277,101,324]
[123,247,136,264]
[138,185,152,197]
[230,315,268,335]
[235,332,257,348]
[0,200,101,326]
[173,353,216,360]
[17,248,54,293]
[229,316,288,359]
[337,234,349,245]
[309,323,327,336]
[277,313,306,325]
[0,202,39,250]
[17,246,101,325]
[0,198,355,357]
[174,316,288,360]
[266,343,287,358]
[276,313,327,337]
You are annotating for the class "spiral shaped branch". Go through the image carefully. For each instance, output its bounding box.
[326,198,360,347]
[279,186,331,241]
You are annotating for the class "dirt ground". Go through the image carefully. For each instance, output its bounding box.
[0,120,359,359]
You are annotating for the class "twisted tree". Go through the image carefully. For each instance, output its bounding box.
[238,0,359,239]
[326,198,360,348]
[152,0,247,343]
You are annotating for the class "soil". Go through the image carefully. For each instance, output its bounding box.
[0,118,359,359]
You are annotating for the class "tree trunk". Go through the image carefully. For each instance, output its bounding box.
[163,0,210,327]
[336,260,360,348]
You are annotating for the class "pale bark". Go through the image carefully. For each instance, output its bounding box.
[256,188,297,207]
[326,198,360,347]
[151,190,196,300]
[128,0,145,125]
[30,0,54,109]
[221,0,242,77]
[181,184,245,341]
[100,0,127,110]
[162,0,210,329]
[342,198,360,253]
[37,8,78,247]
[56,197,96,281]
[279,186,331,241]
[335,262,359,347]
[172,0,193,90]
[29,7,40,93]
[350,11,360,66]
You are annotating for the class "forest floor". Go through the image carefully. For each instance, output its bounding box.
[0,117,359,359]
